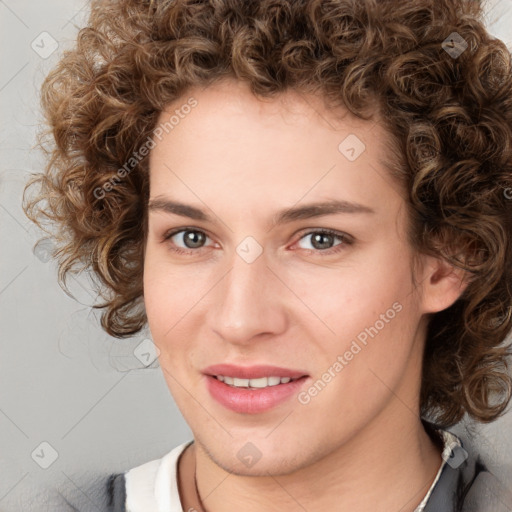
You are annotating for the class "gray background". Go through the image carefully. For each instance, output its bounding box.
[0,1,511,510]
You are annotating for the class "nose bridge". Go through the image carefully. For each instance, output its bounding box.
[209,243,284,342]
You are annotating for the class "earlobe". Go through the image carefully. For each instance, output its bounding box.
[420,256,470,314]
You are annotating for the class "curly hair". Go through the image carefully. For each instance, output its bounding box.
[24,0,512,427]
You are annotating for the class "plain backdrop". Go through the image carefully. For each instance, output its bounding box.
[1,0,511,510]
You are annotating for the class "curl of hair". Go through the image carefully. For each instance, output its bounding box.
[24,0,512,426]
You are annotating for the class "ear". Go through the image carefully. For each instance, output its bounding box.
[417,254,470,314]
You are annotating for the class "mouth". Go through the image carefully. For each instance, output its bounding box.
[212,375,303,388]
[203,364,310,414]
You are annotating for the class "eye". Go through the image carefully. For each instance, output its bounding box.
[162,228,214,255]
[162,227,353,256]
[294,229,353,255]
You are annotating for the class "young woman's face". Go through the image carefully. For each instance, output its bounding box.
[144,78,430,475]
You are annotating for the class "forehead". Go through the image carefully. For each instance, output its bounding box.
[161,78,377,136]
[148,79,404,220]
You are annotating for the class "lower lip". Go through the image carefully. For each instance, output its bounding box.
[205,375,309,414]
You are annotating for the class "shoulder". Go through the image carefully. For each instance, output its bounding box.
[422,422,509,512]
[106,441,192,512]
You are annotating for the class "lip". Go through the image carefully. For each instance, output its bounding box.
[203,364,308,380]
[203,364,310,414]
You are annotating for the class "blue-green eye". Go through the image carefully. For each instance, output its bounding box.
[162,227,352,256]
[295,229,352,253]
[163,228,214,255]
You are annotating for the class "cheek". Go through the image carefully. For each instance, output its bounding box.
[305,244,419,388]
[143,244,197,319]
[295,245,414,340]
[142,249,214,379]
[143,250,186,347]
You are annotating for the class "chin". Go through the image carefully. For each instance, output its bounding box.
[196,433,317,477]
[213,450,307,477]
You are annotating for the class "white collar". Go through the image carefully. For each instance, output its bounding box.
[125,440,192,512]
[413,429,463,512]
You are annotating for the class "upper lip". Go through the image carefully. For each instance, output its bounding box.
[203,364,308,380]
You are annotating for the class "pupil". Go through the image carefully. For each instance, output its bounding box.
[185,231,204,248]
[313,233,332,250]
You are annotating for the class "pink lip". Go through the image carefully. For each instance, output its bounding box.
[203,364,308,380]
[203,364,309,414]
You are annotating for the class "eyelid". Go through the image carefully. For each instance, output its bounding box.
[294,227,354,244]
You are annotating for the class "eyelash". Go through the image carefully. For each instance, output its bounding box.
[161,227,353,256]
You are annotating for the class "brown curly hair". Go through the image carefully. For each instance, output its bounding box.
[23,0,512,427]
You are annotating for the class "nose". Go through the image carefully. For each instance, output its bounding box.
[208,247,288,346]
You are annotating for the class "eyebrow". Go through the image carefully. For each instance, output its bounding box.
[147,197,376,226]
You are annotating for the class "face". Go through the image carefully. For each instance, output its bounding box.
[143,78,432,476]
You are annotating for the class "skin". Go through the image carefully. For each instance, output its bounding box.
[143,78,468,512]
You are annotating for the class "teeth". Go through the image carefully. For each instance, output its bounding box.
[250,377,272,388]
[215,375,297,388]
[233,378,250,387]
[267,376,281,386]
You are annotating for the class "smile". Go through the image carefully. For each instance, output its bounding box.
[214,375,301,388]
